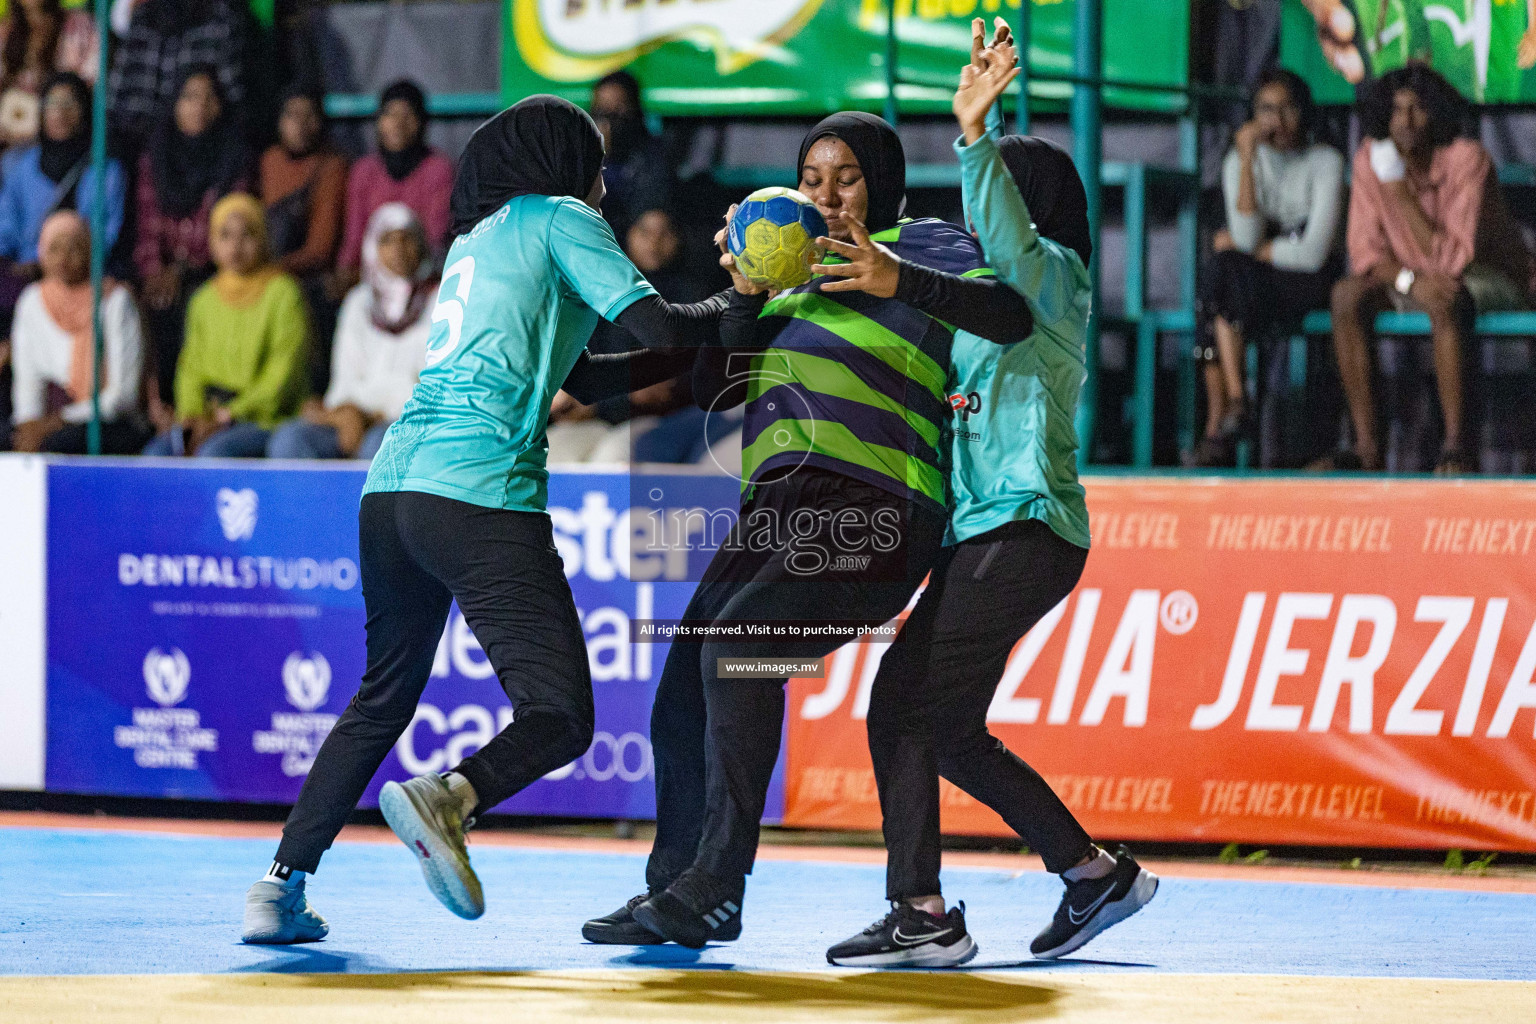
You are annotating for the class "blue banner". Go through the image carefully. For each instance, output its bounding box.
[44,463,784,821]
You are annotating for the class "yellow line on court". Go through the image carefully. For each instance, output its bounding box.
[1,970,1531,1023]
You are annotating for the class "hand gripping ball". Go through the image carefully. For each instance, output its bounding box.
[726,187,829,291]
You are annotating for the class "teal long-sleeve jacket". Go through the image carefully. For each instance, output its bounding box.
[945,115,1092,549]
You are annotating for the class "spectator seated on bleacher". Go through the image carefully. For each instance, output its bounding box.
[335,79,452,289]
[0,72,124,324]
[1323,64,1534,475]
[267,203,432,461]
[142,194,308,458]
[135,63,249,423]
[590,70,675,242]
[1194,68,1343,468]
[0,0,100,150]
[544,207,730,466]
[9,211,146,454]
[107,0,246,152]
[260,83,347,393]
[0,74,124,261]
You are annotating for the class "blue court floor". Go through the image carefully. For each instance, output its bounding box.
[2,823,1534,981]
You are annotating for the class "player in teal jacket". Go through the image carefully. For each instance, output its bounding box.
[241,96,726,945]
[826,23,1157,969]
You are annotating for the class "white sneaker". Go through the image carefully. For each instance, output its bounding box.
[242,879,329,944]
[379,774,485,920]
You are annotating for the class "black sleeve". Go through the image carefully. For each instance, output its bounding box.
[561,347,698,406]
[719,288,785,349]
[609,289,730,349]
[691,289,782,411]
[893,261,1035,344]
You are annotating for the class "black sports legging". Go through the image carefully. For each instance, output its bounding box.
[275,491,593,873]
[868,518,1092,901]
[645,467,945,889]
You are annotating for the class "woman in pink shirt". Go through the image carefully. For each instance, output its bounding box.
[1327,64,1533,475]
[334,80,453,286]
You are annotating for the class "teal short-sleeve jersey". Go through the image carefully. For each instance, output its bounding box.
[364,195,656,512]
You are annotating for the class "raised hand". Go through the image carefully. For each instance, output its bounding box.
[811,215,900,298]
[969,15,1012,70]
[954,40,1020,144]
[714,204,767,296]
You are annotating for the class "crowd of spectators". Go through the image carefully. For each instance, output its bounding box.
[0,5,716,466]
[0,3,1532,475]
[1197,62,1534,473]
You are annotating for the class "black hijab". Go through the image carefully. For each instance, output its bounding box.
[995,135,1093,266]
[38,72,91,184]
[148,65,246,219]
[449,94,605,237]
[378,79,430,182]
[796,112,906,233]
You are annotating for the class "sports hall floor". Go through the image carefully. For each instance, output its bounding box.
[2,811,1533,1022]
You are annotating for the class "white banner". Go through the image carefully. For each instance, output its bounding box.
[0,454,46,790]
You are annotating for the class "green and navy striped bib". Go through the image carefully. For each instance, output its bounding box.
[742,218,988,510]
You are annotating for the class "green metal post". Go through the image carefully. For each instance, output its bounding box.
[884,0,899,125]
[1071,0,1102,468]
[87,0,110,455]
[1014,0,1031,134]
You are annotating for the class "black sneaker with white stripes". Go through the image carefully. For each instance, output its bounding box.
[826,901,978,968]
[630,867,744,949]
[581,892,666,945]
[1031,845,1158,959]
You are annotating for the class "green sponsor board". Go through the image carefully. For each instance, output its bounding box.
[502,0,1189,116]
[1281,0,1536,104]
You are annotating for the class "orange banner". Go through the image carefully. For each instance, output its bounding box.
[784,478,1536,850]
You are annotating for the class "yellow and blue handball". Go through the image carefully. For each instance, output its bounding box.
[727,187,828,291]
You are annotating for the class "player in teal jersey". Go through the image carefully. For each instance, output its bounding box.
[584,110,1039,951]
[824,24,1156,968]
[242,96,728,944]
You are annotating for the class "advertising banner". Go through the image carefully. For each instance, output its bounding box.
[1281,0,1536,105]
[42,463,783,820]
[503,0,1190,115]
[0,455,46,791]
[785,477,1536,851]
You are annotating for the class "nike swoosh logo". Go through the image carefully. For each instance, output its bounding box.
[1067,886,1115,925]
[893,926,952,947]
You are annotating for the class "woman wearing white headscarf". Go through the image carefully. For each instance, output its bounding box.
[266,202,435,459]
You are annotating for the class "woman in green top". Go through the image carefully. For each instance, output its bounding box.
[826,26,1156,970]
[142,193,309,457]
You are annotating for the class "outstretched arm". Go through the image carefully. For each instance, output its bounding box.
[953,36,1086,329]
[812,215,1033,344]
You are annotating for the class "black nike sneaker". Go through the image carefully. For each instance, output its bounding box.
[1031,845,1158,959]
[826,901,977,968]
[581,892,667,945]
[630,867,744,949]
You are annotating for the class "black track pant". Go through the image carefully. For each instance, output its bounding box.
[869,518,1092,901]
[275,491,593,873]
[646,469,945,888]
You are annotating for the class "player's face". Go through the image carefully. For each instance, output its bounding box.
[1389,88,1429,156]
[799,137,868,242]
[174,73,221,138]
[1253,81,1301,151]
[584,172,606,211]
[212,213,263,275]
